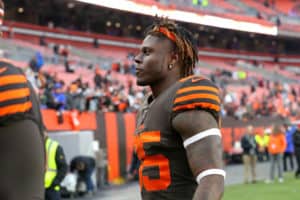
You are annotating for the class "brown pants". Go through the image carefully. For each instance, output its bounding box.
[242,154,257,183]
[0,120,45,200]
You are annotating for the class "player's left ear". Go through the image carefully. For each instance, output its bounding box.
[168,52,179,70]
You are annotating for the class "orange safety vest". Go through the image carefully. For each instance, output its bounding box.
[268,133,287,154]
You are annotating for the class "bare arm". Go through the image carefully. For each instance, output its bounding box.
[172,110,225,200]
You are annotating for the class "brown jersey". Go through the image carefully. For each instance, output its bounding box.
[135,75,221,200]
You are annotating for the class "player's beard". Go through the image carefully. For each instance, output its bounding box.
[137,63,165,86]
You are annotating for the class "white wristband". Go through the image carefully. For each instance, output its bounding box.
[196,169,226,184]
[183,128,221,148]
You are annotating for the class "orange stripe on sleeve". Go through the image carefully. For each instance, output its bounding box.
[173,102,220,112]
[0,88,30,102]
[0,67,7,74]
[176,86,219,95]
[0,101,32,116]
[139,131,161,143]
[174,93,220,104]
[0,75,27,86]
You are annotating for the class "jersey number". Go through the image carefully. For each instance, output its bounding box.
[135,131,171,191]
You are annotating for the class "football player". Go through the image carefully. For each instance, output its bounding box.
[0,1,45,199]
[134,18,225,200]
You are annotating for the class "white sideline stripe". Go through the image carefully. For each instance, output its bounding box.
[196,169,226,184]
[183,128,221,148]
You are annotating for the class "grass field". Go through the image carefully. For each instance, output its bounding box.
[223,173,300,200]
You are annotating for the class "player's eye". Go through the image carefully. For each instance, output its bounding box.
[142,48,151,55]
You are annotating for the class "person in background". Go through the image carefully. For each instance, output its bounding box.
[52,83,66,124]
[293,124,300,178]
[45,133,68,200]
[70,156,96,196]
[283,121,297,172]
[241,125,258,183]
[255,128,270,161]
[93,38,99,48]
[266,124,287,183]
[127,151,140,182]
[94,68,103,89]
[94,148,107,188]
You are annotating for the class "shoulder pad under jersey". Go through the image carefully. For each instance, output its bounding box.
[172,75,221,116]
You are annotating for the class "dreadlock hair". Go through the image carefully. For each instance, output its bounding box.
[145,17,198,78]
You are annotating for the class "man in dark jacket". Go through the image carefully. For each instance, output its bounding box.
[283,123,297,172]
[241,125,258,183]
[70,156,96,195]
[293,125,300,178]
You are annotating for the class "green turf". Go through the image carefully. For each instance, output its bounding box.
[223,173,300,200]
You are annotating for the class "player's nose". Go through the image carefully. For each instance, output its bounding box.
[134,53,142,65]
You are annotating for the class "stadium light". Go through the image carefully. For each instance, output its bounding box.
[17,7,24,14]
[74,0,278,36]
